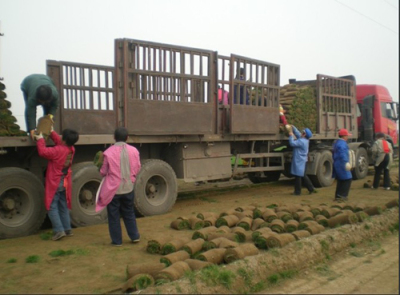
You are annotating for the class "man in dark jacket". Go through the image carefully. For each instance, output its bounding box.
[21,74,59,139]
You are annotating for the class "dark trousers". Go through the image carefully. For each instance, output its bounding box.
[335,179,352,199]
[294,174,314,195]
[106,191,140,245]
[373,154,391,188]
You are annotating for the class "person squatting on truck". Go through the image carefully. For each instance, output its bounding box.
[20,74,59,139]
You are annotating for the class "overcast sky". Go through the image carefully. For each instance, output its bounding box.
[0,0,398,129]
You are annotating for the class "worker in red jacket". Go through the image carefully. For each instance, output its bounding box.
[35,128,79,241]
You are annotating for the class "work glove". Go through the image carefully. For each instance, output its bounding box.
[33,132,44,141]
[345,162,351,171]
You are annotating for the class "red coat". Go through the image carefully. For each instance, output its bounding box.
[36,131,75,210]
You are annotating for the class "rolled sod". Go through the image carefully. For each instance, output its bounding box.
[161,237,192,255]
[321,207,342,218]
[331,203,346,210]
[276,211,293,223]
[251,218,266,230]
[284,219,299,233]
[291,230,311,240]
[310,207,322,217]
[185,259,212,271]
[36,115,53,140]
[303,224,323,235]
[219,209,237,217]
[216,215,240,228]
[160,250,190,267]
[236,217,253,231]
[121,274,155,293]
[315,215,329,227]
[93,151,104,170]
[197,212,219,220]
[235,205,256,212]
[146,237,171,254]
[364,206,386,216]
[298,220,320,230]
[254,232,278,249]
[343,203,356,211]
[230,226,247,242]
[188,216,205,230]
[215,225,231,233]
[385,199,399,209]
[354,203,367,212]
[327,213,358,228]
[266,233,296,248]
[261,209,278,222]
[253,207,268,219]
[294,211,314,222]
[170,219,190,230]
[223,243,259,264]
[269,219,286,233]
[126,262,166,280]
[182,238,205,255]
[197,248,227,264]
[232,211,248,220]
[204,216,217,227]
[252,227,273,241]
[206,232,239,242]
[356,211,369,222]
[192,226,218,240]
[155,261,191,283]
[275,205,295,214]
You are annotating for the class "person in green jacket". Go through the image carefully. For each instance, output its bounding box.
[20,74,59,139]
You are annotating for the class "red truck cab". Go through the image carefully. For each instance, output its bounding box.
[356,84,399,149]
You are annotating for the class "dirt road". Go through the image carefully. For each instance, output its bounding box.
[0,168,398,294]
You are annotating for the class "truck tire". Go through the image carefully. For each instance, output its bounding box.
[70,162,107,227]
[134,159,177,216]
[310,151,334,188]
[0,168,46,239]
[352,147,369,180]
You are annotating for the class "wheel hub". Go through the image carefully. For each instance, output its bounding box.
[146,184,156,194]
[81,190,93,202]
[3,198,15,211]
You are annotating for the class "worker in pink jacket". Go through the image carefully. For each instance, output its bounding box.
[96,127,141,246]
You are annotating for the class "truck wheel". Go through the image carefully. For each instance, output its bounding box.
[0,168,46,239]
[134,159,177,216]
[264,171,281,182]
[352,147,368,180]
[248,172,263,184]
[310,151,334,187]
[70,162,107,227]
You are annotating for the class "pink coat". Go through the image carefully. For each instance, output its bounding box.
[36,131,75,210]
[96,143,141,212]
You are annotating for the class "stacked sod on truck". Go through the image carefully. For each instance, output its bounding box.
[279,83,318,133]
[0,81,26,136]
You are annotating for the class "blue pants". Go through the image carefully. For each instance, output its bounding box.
[106,191,140,245]
[48,189,71,233]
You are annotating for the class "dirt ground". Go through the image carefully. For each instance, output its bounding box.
[0,167,398,294]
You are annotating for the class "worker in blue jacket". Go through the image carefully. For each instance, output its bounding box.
[332,128,353,202]
[288,125,317,195]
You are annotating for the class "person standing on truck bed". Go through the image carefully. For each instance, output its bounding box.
[35,128,79,241]
[332,129,353,202]
[96,127,141,247]
[233,68,250,105]
[371,132,393,190]
[20,74,59,140]
[288,125,317,195]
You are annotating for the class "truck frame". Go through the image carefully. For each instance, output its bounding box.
[1,38,389,239]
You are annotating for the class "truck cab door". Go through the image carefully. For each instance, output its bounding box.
[361,95,374,143]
